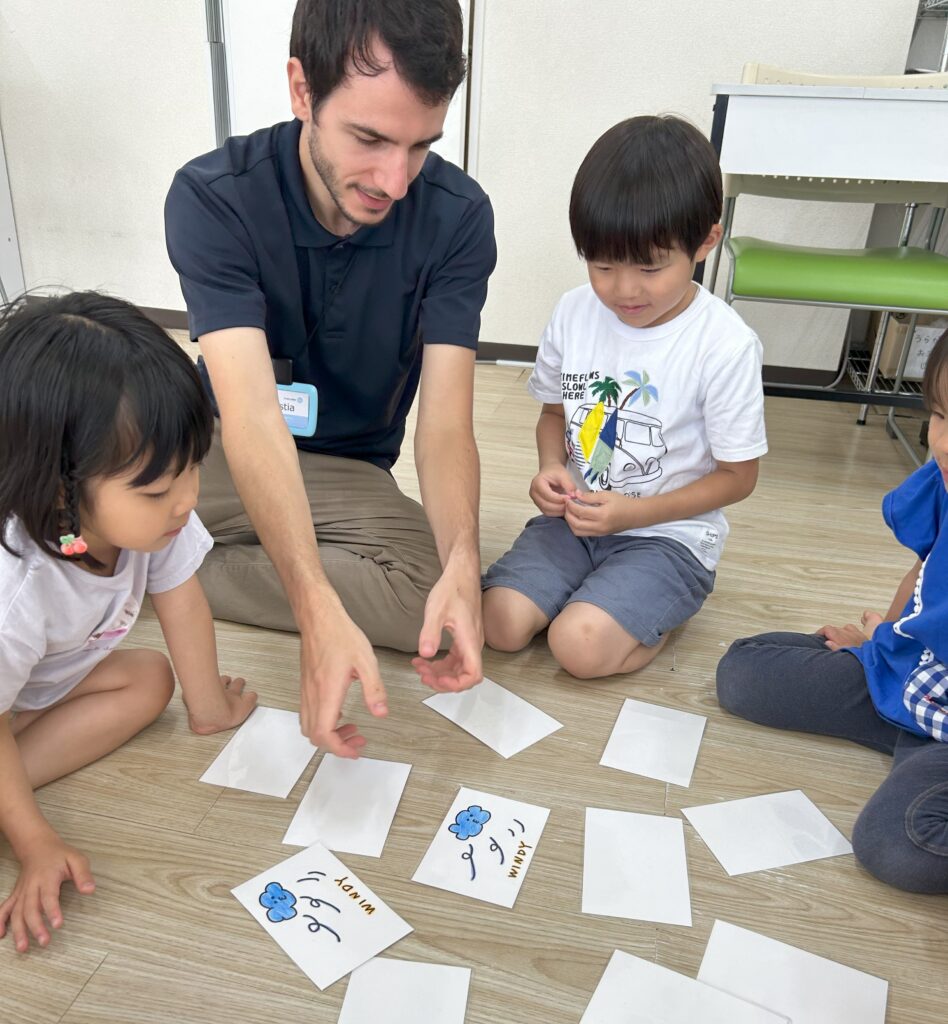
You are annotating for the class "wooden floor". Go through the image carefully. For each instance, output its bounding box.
[2,367,945,1023]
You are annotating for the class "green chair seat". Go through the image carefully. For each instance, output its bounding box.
[728,237,948,311]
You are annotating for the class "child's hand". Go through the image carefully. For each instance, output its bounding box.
[817,611,883,651]
[186,675,258,735]
[529,464,576,516]
[564,490,633,537]
[0,836,95,952]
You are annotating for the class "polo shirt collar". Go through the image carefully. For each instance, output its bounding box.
[278,119,397,249]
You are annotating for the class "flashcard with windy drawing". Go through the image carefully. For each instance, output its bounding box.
[412,787,549,908]
[231,842,412,991]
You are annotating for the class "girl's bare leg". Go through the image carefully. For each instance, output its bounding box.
[12,649,175,788]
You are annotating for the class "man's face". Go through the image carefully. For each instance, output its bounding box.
[290,47,449,234]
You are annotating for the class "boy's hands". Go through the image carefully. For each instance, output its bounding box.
[0,834,95,952]
[529,463,577,516]
[186,675,258,735]
[564,490,636,537]
[817,611,884,651]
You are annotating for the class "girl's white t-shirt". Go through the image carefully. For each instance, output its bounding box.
[0,514,212,713]
[528,283,768,569]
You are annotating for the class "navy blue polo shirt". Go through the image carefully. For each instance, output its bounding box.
[164,119,496,469]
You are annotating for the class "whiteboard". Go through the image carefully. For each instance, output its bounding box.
[221,0,470,168]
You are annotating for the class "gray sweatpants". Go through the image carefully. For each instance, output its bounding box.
[717,631,948,894]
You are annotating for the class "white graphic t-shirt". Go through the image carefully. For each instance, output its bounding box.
[0,513,212,713]
[528,283,768,569]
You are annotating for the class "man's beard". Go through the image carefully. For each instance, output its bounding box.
[307,128,389,233]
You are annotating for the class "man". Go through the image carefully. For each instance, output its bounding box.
[164,0,494,757]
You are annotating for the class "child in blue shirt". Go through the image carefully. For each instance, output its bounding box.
[718,329,948,894]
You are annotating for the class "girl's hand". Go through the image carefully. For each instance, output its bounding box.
[817,611,884,651]
[529,464,575,517]
[186,675,258,735]
[0,836,95,952]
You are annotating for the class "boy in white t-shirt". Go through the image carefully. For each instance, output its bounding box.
[482,115,767,679]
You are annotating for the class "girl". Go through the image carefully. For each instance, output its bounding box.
[717,329,948,895]
[0,292,258,952]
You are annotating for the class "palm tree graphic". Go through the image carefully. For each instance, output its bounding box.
[619,370,659,408]
[589,376,622,405]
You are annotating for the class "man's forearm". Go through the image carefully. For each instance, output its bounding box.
[414,425,481,572]
[220,412,341,618]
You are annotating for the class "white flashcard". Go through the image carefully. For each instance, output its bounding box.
[412,787,549,908]
[599,699,706,787]
[582,808,692,927]
[580,950,789,1024]
[681,790,852,876]
[232,843,412,991]
[283,754,411,857]
[423,677,562,759]
[698,921,888,1023]
[200,706,317,798]
[339,958,472,1024]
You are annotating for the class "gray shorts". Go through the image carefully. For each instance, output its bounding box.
[482,515,715,646]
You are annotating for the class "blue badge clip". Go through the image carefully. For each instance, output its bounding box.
[277,382,318,437]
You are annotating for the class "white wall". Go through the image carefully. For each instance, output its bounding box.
[223,0,470,168]
[0,0,925,356]
[472,0,921,368]
[0,0,214,310]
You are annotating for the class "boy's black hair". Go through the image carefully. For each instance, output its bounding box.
[0,291,212,560]
[290,0,466,111]
[569,115,723,265]
[922,329,948,413]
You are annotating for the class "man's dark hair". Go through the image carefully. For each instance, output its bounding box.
[0,292,212,561]
[290,0,466,111]
[569,115,723,265]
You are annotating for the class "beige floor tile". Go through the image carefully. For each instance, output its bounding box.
[2,375,946,1023]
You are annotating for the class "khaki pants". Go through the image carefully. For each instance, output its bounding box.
[195,426,441,652]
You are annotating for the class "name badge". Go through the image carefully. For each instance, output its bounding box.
[277,382,318,437]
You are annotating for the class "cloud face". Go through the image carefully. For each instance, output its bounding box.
[449,804,491,841]
[259,881,297,922]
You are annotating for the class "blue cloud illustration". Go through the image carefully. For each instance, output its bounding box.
[259,881,297,922]
[449,805,491,841]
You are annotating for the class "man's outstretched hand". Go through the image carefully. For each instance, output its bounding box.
[411,564,484,693]
[299,601,387,758]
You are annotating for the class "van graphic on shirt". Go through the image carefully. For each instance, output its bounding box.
[564,371,666,490]
[567,403,667,489]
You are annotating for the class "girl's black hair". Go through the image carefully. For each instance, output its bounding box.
[0,291,212,560]
[922,329,948,413]
[570,115,723,266]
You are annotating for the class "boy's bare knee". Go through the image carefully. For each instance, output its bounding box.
[548,613,612,678]
[482,589,542,652]
[548,607,653,679]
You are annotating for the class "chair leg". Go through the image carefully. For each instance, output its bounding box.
[857,203,920,425]
[885,408,924,468]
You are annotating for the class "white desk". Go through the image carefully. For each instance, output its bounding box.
[704,82,948,422]
[711,84,948,183]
